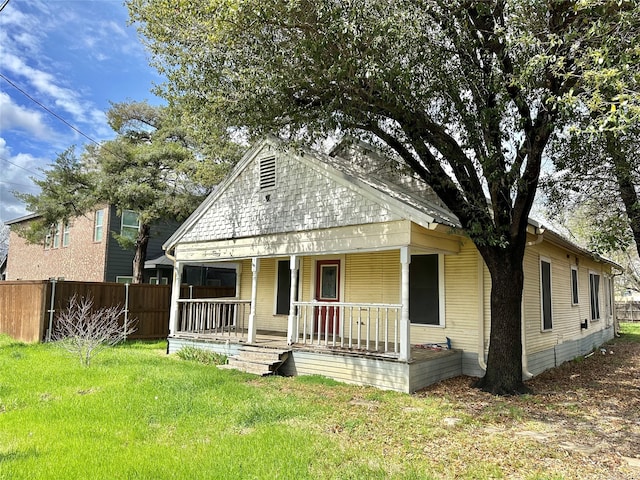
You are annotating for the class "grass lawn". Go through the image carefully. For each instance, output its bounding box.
[1,324,639,479]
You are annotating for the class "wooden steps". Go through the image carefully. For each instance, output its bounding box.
[219,345,291,376]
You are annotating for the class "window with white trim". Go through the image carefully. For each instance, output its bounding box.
[540,258,553,331]
[116,276,134,284]
[121,210,140,241]
[62,222,70,247]
[150,277,169,285]
[259,157,276,190]
[570,265,579,305]
[589,272,601,321]
[94,209,104,242]
[52,223,61,249]
[409,254,444,326]
[275,259,298,315]
[604,276,613,318]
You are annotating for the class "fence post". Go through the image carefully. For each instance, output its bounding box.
[46,279,57,342]
[124,283,130,340]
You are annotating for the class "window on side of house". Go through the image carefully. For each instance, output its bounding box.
[570,265,579,305]
[604,276,613,318]
[150,277,169,285]
[52,223,61,249]
[94,209,104,242]
[275,259,298,315]
[44,230,52,250]
[590,272,601,321]
[259,157,276,191]
[121,210,140,241]
[116,276,134,284]
[62,222,70,247]
[540,258,553,331]
[409,254,443,326]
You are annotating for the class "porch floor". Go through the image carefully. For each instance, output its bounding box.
[171,329,456,364]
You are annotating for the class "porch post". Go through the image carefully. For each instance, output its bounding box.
[169,260,184,336]
[287,255,299,344]
[248,257,260,344]
[400,247,411,361]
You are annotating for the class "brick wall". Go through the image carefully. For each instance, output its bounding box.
[6,209,108,281]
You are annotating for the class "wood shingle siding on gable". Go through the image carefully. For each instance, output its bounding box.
[180,144,402,244]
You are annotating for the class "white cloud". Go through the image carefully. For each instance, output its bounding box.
[0,92,56,139]
[2,53,89,122]
[0,137,43,222]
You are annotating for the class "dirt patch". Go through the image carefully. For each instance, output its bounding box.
[418,334,640,478]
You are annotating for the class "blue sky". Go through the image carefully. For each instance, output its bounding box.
[0,0,163,223]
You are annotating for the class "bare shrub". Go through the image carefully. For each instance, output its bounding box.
[52,295,137,366]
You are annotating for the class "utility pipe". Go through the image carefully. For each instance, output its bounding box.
[477,256,487,371]
[46,279,57,342]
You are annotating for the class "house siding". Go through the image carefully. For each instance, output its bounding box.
[280,350,411,392]
[180,143,402,243]
[6,209,108,281]
[104,206,180,282]
[344,251,401,305]
[522,240,614,361]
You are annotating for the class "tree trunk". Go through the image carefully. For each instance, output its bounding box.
[132,223,151,284]
[473,246,530,395]
[608,134,640,260]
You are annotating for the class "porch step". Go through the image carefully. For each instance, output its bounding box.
[221,346,291,376]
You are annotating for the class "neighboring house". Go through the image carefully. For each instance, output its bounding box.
[5,206,179,284]
[163,137,619,393]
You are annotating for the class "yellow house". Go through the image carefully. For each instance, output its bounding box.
[163,137,618,393]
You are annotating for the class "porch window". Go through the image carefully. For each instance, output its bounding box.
[259,157,276,190]
[540,258,553,331]
[570,266,579,305]
[275,260,298,315]
[409,254,442,326]
[121,210,140,241]
[590,272,601,321]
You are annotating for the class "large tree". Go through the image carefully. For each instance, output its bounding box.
[15,102,211,283]
[129,0,640,393]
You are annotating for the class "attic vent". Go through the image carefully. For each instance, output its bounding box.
[259,157,276,190]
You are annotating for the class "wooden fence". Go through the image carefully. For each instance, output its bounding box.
[0,280,235,343]
[616,301,640,322]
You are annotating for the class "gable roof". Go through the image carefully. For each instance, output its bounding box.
[163,136,461,251]
[4,213,40,225]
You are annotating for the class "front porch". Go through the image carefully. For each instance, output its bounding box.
[166,244,463,392]
[168,330,462,394]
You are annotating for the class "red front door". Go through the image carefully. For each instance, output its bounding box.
[315,259,340,335]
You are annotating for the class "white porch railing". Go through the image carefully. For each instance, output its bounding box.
[176,298,250,337]
[293,301,402,355]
